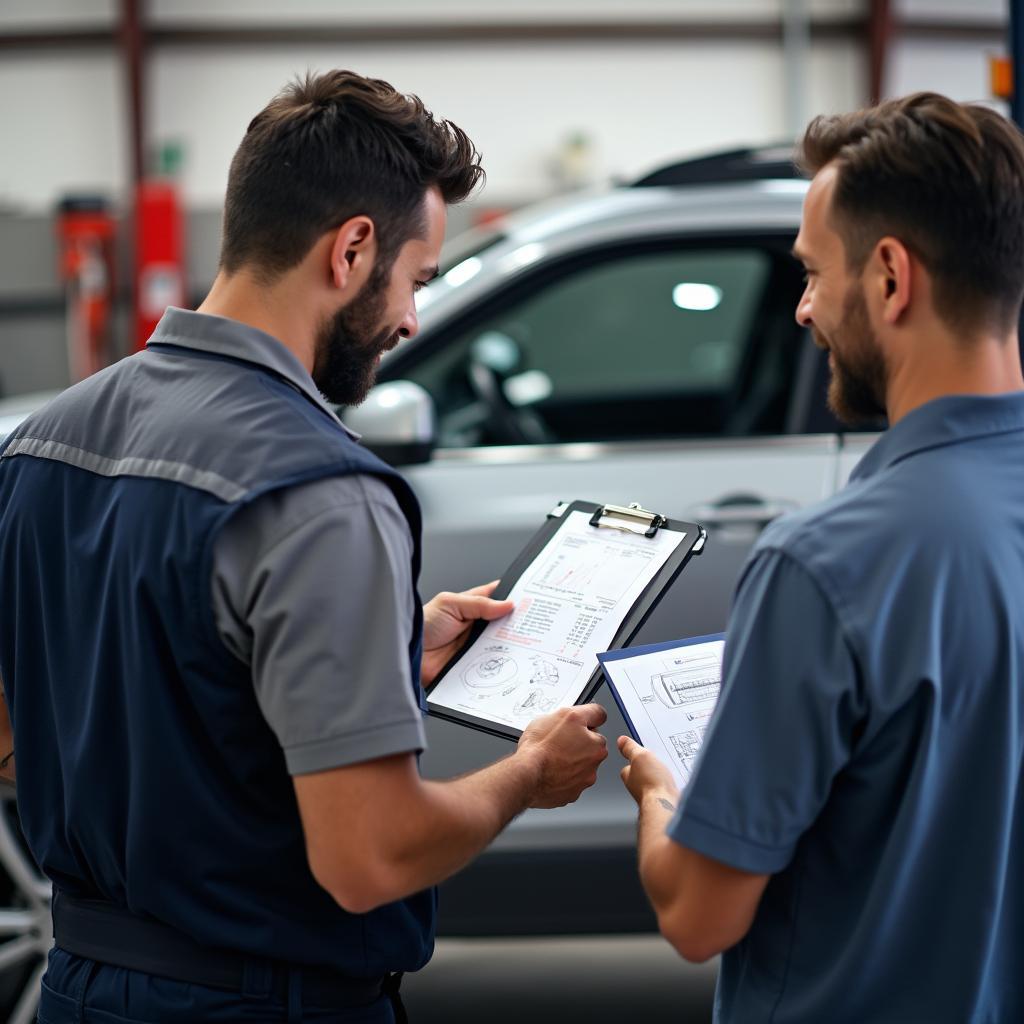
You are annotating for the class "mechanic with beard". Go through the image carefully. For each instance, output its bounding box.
[0,71,608,1024]
[618,92,1024,1023]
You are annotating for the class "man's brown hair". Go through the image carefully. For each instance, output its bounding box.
[220,70,483,282]
[799,92,1024,333]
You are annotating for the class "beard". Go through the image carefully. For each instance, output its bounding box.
[816,284,888,426]
[312,262,401,407]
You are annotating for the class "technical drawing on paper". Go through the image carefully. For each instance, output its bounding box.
[670,727,707,779]
[652,650,721,709]
[528,656,560,687]
[514,688,558,716]
[531,536,649,605]
[461,647,521,698]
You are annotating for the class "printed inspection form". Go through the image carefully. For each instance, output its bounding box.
[599,634,725,789]
[427,503,704,739]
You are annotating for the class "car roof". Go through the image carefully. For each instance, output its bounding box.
[401,177,809,355]
[0,389,59,437]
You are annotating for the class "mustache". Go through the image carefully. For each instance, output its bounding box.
[377,330,404,355]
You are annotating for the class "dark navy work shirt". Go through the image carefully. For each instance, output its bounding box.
[671,393,1024,1023]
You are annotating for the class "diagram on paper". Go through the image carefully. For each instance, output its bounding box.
[461,647,521,697]
[428,510,685,731]
[513,688,557,716]
[652,649,721,709]
[669,727,709,781]
[531,534,653,606]
[598,635,726,790]
[460,646,566,709]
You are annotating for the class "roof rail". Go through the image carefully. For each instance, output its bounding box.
[631,145,804,188]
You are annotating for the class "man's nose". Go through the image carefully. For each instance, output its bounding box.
[795,287,812,328]
[398,306,419,341]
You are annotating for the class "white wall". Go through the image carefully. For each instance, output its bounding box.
[0,0,1010,213]
[888,37,1007,108]
[149,37,865,210]
[0,51,128,211]
[0,0,114,30]
[889,0,1007,108]
[145,1,865,27]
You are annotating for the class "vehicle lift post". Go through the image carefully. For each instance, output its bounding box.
[1013,0,1024,129]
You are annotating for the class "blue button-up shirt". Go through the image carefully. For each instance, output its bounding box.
[671,393,1024,1023]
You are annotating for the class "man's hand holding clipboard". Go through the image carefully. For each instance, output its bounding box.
[425,499,707,741]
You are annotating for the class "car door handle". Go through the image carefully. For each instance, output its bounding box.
[689,493,797,528]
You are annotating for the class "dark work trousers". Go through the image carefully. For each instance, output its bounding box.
[38,948,402,1024]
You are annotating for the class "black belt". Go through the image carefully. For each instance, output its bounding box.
[52,890,405,1016]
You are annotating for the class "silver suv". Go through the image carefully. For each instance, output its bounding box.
[0,150,878,1016]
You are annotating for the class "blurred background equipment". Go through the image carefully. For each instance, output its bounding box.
[56,196,116,383]
[133,146,186,350]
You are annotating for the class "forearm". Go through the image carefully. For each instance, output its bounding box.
[636,788,681,911]
[301,705,605,914]
[303,747,544,913]
[635,788,769,962]
[380,749,542,898]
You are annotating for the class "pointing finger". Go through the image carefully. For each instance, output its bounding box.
[617,735,641,760]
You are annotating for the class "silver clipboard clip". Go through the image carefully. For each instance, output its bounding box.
[589,502,667,538]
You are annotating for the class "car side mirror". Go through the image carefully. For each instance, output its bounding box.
[342,380,437,466]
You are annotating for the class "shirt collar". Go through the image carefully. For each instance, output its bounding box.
[850,391,1024,482]
[147,307,359,439]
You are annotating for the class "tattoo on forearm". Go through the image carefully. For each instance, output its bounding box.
[658,797,675,814]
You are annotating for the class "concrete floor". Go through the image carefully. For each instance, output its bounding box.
[402,935,718,1023]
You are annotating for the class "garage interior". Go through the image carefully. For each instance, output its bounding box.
[0,1,1018,1022]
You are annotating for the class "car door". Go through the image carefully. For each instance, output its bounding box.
[382,234,840,848]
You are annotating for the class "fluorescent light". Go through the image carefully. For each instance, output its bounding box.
[443,256,483,288]
[414,286,437,311]
[503,242,546,271]
[673,282,722,312]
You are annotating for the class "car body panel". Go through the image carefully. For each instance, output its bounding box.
[411,434,844,849]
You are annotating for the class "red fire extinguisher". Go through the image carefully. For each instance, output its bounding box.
[56,196,117,383]
[134,175,186,350]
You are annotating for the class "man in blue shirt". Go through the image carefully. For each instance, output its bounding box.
[619,92,1024,1021]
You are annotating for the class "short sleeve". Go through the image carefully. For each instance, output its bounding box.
[668,548,864,873]
[211,474,427,775]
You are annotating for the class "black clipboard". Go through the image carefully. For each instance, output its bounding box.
[425,499,707,741]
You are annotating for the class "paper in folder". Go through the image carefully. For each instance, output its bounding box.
[426,500,707,740]
[598,634,726,789]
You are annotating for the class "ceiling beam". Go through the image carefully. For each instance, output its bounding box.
[0,16,1005,51]
[120,0,145,185]
[869,0,893,104]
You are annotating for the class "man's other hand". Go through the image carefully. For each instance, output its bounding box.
[517,704,609,808]
[618,735,678,808]
[420,581,515,686]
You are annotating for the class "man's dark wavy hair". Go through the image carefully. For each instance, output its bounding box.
[798,92,1024,333]
[220,70,483,282]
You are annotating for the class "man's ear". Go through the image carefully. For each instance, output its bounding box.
[328,216,376,292]
[871,236,912,325]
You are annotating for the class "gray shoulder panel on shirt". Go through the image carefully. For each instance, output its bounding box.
[211,473,426,774]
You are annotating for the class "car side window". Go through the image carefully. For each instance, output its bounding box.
[403,243,804,447]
